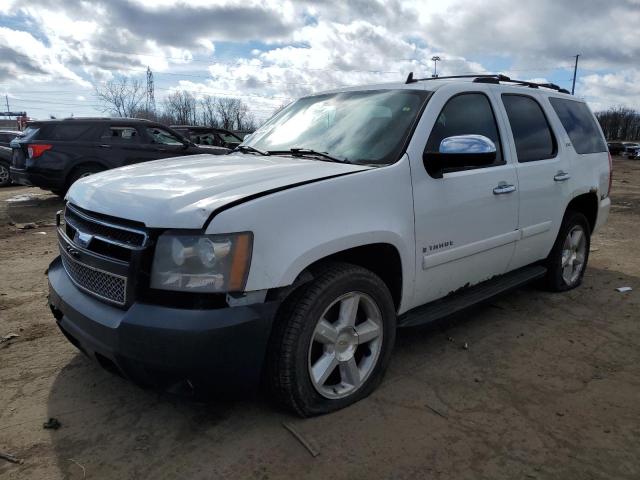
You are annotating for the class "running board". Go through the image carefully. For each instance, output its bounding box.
[398,265,547,328]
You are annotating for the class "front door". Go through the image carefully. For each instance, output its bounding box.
[409,87,520,306]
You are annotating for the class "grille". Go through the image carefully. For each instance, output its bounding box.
[60,248,127,306]
[65,205,146,247]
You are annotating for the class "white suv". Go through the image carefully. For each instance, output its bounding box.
[49,74,611,416]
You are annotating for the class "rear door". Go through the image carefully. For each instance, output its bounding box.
[496,91,569,269]
[98,125,155,166]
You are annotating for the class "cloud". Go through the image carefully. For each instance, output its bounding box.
[1,0,640,118]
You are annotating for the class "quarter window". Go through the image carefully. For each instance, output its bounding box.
[548,97,607,154]
[101,126,140,143]
[426,93,503,168]
[502,95,556,162]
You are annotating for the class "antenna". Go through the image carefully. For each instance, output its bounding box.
[146,66,156,116]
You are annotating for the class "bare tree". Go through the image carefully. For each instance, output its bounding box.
[595,106,640,141]
[199,95,221,128]
[95,78,146,117]
[163,90,198,125]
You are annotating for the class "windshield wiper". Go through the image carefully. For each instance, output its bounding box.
[268,148,350,164]
[234,145,270,156]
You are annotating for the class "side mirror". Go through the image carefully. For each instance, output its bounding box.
[424,134,497,178]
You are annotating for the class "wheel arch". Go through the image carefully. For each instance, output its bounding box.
[274,242,405,312]
[566,192,598,233]
[65,160,109,187]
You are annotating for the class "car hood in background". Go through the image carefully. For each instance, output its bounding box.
[66,153,371,229]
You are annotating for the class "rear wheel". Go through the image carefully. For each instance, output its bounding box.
[267,263,396,417]
[66,165,104,191]
[543,211,590,291]
[0,162,10,187]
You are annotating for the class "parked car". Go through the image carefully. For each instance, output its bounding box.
[9,118,229,195]
[0,129,23,148]
[623,143,640,158]
[0,130,23,186]
[607,141,625,155]
[48,75,610,416]
[171,125,243,149]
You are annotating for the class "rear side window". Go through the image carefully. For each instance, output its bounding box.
[426,92,503,166]
[101,126,140,143]
[548,98,607,154]
[45,124,94,141]
[502,95,556,162]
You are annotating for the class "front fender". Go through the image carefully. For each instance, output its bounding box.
[207,157,417,313]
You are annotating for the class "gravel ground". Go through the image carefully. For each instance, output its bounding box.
[1,157,639,480]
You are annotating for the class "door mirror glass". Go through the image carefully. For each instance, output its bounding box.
[424,134,497,178]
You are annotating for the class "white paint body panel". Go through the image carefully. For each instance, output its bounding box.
[208,158,417,312]
[66,79,611,315]
[67,153,371,228]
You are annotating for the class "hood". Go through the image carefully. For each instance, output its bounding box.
[66,153,371,229]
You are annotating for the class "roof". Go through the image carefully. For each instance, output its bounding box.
[317,73,576,99]
[27,117,157,125]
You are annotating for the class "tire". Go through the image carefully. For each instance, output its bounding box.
[543,211,591,292]
[67,165,104,190]
[266,262,397,417]
[0,162,10,187]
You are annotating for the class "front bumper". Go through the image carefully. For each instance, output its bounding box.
[48,256,280,392]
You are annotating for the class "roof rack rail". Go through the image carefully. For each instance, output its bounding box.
[405,72,571,94]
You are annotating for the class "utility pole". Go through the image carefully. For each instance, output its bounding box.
[146,66,156,117]
[431,56,441,78]
[5,95,10,120]
[571,54,580,95]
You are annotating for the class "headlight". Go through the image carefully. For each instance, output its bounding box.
[151,231,252,293]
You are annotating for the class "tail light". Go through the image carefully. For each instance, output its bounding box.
[27,144,52,159]
[607,152,613,198]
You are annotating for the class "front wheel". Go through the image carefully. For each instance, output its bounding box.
[266,263,396,417]
[543,211,591,291]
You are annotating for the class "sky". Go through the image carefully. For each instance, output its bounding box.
[0,0,639,123]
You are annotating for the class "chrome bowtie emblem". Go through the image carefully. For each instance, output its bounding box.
[74,230,93,248]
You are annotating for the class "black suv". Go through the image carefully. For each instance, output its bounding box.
[171,125,243,149]
[10,118,229,195]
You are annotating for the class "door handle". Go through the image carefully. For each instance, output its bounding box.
[493,183,516,195]
[554,171,571,182]
[98,144,112,149]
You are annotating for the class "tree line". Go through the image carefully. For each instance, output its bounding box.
[95,78,259,132]
[595,106,640,141]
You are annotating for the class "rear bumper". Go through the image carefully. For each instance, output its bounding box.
[10,167,64,191]
[48,256,280,392]
[594,196,611,233]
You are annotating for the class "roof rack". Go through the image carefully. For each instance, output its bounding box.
[405,72,571,94]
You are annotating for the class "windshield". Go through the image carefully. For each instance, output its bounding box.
[244,89,430,165]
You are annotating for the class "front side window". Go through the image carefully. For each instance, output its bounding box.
[425,92,503,167]
[502,95,556,162]
[146,127,184,146]
[244,89,430,165]
[548,97,607,154]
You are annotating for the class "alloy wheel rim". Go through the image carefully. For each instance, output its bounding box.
[307,291,383,400]
[561,225,587,285]
[0,165,8,183]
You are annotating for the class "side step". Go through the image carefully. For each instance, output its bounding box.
[397,265,547,328]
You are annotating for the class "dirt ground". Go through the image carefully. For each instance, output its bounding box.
[1,158,639,480]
